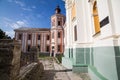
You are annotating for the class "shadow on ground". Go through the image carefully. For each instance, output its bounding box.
[40,69,72,80]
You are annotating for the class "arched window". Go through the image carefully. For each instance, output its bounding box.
[71,3,76,20]
[93,1,100,34]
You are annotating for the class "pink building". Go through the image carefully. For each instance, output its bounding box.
[14,28,50,53]
[14,6,65,56]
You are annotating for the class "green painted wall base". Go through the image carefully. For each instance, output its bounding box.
[62,46,120,80]
[62,57,73,69]
[62,48,73,69]
[88,66,107,80]
[73,64,88,73]
[72,64,107,80]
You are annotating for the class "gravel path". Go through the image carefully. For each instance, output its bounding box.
[39,57,82,80]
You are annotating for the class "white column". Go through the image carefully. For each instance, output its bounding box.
[108,0,120,35]
[75,0,93,44]
[65,0,72,48]
[24,33,27,52]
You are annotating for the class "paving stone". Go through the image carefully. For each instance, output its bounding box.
[40,57,83,80]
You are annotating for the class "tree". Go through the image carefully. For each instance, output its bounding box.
[0,29,11,39]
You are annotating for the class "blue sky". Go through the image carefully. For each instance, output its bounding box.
[0,0,66,38]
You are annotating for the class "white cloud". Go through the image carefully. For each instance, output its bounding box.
[12,20,27,29]
[3,17,28,38]
[4,17,27,28]
[17,21,25,25]
[3,18,26,29]
[8,0,34,11]
[14,0,25,7]
[5,31,15,38]
[3,17,12,22]
[22,7,32,11]
[8,0,25,7]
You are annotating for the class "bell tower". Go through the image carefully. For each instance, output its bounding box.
[50,5,65,57]
[55,5,61,14]
[51,6,65,28]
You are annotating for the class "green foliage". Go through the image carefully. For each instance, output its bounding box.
[0,29,11,39]
[56,54,64,63]
[39,52,50,58]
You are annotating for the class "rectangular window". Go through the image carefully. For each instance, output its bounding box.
[27,45,30,51]
[28,34,32,40]
[52,46,54,49]
[47,35,49,40]
[46,46,49,52]
[58,45,60,52]
[18,34,22,40]
[58,21,61,26]
[38,35,41,40]
[58,32,61,38]
[74,26,77,41]
[100,16,109,28]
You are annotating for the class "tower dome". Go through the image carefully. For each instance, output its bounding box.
[55,5,61,14]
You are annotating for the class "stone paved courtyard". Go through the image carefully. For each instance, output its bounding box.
[39,57,83,80]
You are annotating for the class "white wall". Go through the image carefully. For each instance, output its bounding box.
[75,0,93,43]
[109,0,120,34]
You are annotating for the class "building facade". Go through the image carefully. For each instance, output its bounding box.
[14,6,65,56]
[14,28,51,53]
[62,0,120,80]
